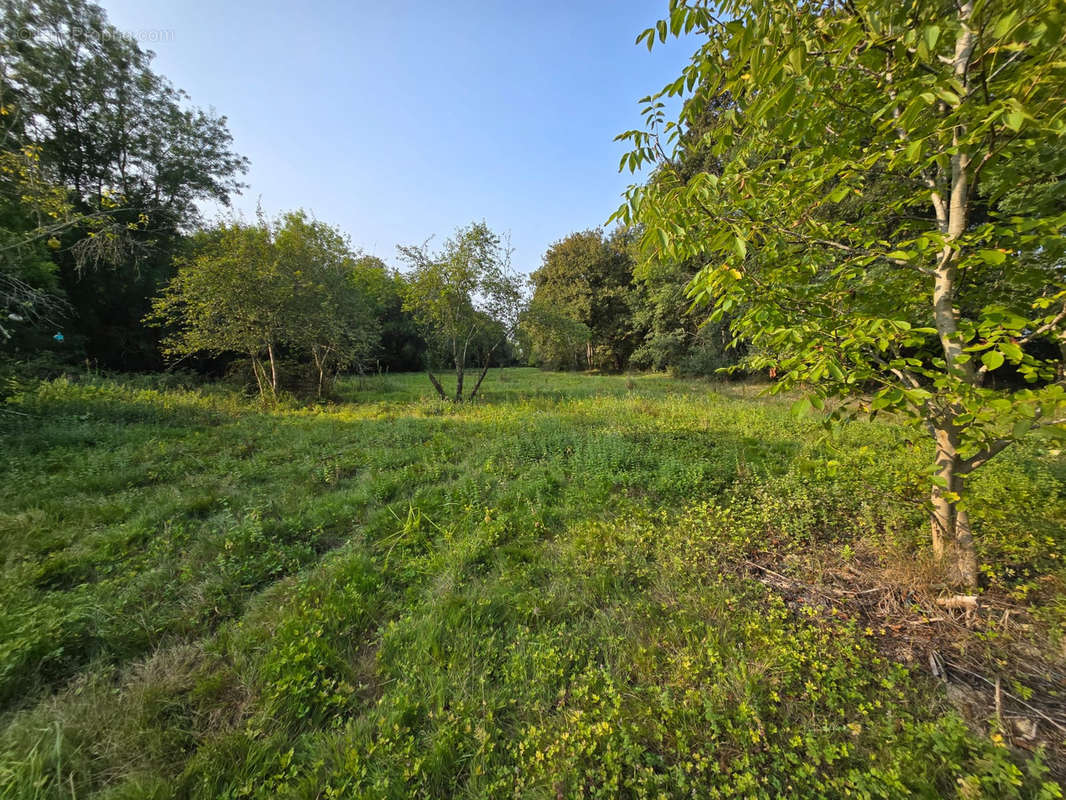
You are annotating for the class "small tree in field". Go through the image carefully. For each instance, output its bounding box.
[149,212,379,398]
[399,222,524,402]
[150,221,283,395]
[617,0,1066,585]
[274,212,379,396]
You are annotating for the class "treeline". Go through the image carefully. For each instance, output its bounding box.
[522,227,742,375]
[0,0,437,390]
[147,212,424,398]
[0,0,246,371]
[0,0,739,396]
[521,77,746,377]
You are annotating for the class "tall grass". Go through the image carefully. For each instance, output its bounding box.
[0,369,1062,797]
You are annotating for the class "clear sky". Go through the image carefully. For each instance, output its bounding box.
[92,0,693,275]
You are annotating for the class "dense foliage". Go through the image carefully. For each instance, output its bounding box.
[523,228,747,375]
[617,0,1066,585]
[0,0,746,382]
[526,229,635,370]
[148,212,380,398]
[0,0,248,368]
[0,0,432,380]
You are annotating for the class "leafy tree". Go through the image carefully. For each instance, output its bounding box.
[528,229,636,370]
[1,0,247,369]
[149,221,279,396]
[0,143,68,346]
[399,222,524,402]
[618,0,1066,585]
[149,212,379,399]
[1,0,246,221]
[274,213,379,396]
[519,301,592,370]
[625,88,750,377]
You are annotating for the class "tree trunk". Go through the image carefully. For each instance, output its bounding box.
[251,355,266,398]
[468,358,492,402]
[454,361,465,403]
[266,342,278,396]
[312,346,326,398]
[426,370,447,400]
[954,506,979,587]
[468,340,502,402]
[924,0,979,588]
[931,426,979,587]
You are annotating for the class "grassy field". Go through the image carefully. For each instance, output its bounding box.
[1,368,1064,798]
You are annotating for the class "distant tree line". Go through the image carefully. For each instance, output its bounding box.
[0,0,758,405]
[521,226,745,375]
[0,0,744,392]
[0,0,479,392]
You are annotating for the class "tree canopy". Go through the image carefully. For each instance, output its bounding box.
[526,229,635,371]
[617,0,1066,584]
[0,0,248,368]
[149,212,379,398]
[399,222,524,402]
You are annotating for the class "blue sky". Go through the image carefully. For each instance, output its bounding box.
[95,0,693,275]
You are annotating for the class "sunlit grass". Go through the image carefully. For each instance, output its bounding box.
[1,369,1062,797]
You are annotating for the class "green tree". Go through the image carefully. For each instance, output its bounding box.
[528,229,636,370]
[399,222,524,402]
[149,221,281,396]
[274,213,380,396]
[1,0,247,369]
[149,212,379,399]
[519,301,592,370]
[0,143,68,347]
[626,90,750,377]
[628,260,742,376]
[618,0,1066,585]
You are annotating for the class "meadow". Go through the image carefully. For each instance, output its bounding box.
[0,368,1064,798]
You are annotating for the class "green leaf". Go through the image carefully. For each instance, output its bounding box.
[923,25,940,52]
[870,394,893,411]
[981,350,1005,371]
[828,184,850,203]
[790,396,812,417]
[1000,341,1023,361]
[935,88,960,106]
[977,249,1007,265]
[732,236,747,259]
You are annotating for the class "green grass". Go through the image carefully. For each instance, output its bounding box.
[0,368,1063,798]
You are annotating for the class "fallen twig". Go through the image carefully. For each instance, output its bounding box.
[944,659,1066,735]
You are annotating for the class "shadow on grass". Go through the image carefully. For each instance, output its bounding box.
[0,382,798,713]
